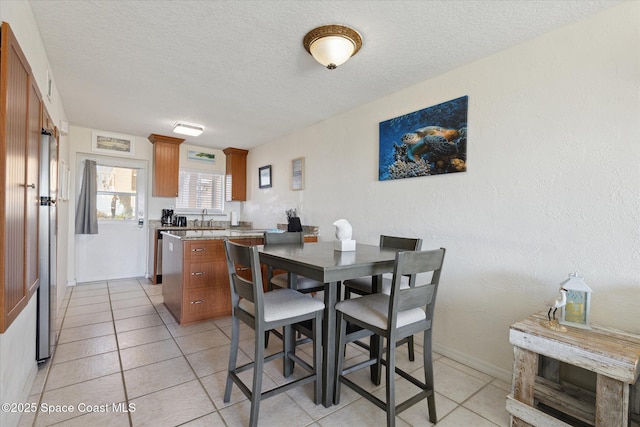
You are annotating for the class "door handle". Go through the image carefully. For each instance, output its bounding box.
[191,272,205,276]
[23,183,36,189]
[192,248,206,252]
[190,300,204,304]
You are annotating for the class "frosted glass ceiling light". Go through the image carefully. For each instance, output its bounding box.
[173,121,204,137]
[303,25,362,70]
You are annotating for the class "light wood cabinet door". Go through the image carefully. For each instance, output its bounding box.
[223,147,248,201]
[148,134,184,197]
[26,77,42,297]
[0,22,41,332]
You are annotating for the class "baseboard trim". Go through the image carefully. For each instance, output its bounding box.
[433,342,513,384]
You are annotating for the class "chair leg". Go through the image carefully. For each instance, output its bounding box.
[249,326,266,427]
[334,312,347,405]
[282,325,294,377]
[408,335,415,362]
[371,334,384,386]
[313,312,322,405]
[386,334,396,427]
[423,329,437,423]
[224,314,240,403]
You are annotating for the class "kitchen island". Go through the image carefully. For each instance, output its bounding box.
[161,229,317,325]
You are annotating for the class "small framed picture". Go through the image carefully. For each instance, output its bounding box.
[259,165,272,189]
[187,150,215,164]
[291,157,304,191]
[92,131,135,157]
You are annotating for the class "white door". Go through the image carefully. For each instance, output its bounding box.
[75,154,147,282]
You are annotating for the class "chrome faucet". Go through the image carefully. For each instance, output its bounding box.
[201,208,207,227]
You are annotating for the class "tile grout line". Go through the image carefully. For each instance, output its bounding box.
[139,278,226,424]
[141,278,223,423]
[444,380,504,427]
[107,280,135,427]
[30,283,77,427]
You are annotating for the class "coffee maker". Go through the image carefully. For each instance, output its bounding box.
[161,209,174,226]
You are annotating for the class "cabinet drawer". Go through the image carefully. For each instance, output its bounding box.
[184,240,224,261]
[185,261,220,289]
[183,287,231,323]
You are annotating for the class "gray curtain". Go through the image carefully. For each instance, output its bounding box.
[75,160,98,234]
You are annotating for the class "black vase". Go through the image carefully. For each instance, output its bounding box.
[287,217,303,232]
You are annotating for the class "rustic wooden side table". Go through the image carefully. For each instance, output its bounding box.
[506,312,640,427]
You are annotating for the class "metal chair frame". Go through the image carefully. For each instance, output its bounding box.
[335,248,445,427]
[223,240,324,427]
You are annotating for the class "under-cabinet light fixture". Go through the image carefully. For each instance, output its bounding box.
[173,121,204,137]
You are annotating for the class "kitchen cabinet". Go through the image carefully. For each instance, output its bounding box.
[223,147,248,201]
[163,238,235,324]
[148,133,185,197]
[0,22,42,332]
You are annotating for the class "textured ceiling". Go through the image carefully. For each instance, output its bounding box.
[29,0,620,150]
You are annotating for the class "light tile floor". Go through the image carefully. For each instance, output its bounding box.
[21,278,511,427]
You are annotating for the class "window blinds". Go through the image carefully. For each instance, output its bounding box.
[176,170,224,213]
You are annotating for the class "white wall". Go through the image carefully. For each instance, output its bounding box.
[244,2,640,381]
[0,2,70,427]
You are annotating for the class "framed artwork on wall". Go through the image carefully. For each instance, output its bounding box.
[259,165,272,188]
[291,157,304,191]
[92,131,135,157]
[187,150,216,164]
[378,95,468,181]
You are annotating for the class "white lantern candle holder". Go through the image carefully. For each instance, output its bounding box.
[559,273,592,329]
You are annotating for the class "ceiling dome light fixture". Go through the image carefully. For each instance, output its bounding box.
[303,24,362,70]
[173,121,204,137]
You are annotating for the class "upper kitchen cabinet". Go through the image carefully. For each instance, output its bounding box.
[223,147,248,201]
[0,22,42,332]
[148,134,185,197]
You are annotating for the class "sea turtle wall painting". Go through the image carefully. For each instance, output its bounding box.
[378,96,468,181]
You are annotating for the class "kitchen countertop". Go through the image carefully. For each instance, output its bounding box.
[161,228,285,240]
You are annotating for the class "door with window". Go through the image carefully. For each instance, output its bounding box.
[75,155,147,282]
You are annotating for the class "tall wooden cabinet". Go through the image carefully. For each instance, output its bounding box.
[223,147,248,201]
[148,134,184,197]
[0,22,42,333]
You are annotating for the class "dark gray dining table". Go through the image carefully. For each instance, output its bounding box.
[258,241,400,407]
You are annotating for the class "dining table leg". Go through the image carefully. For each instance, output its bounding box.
[322,280,339,407]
